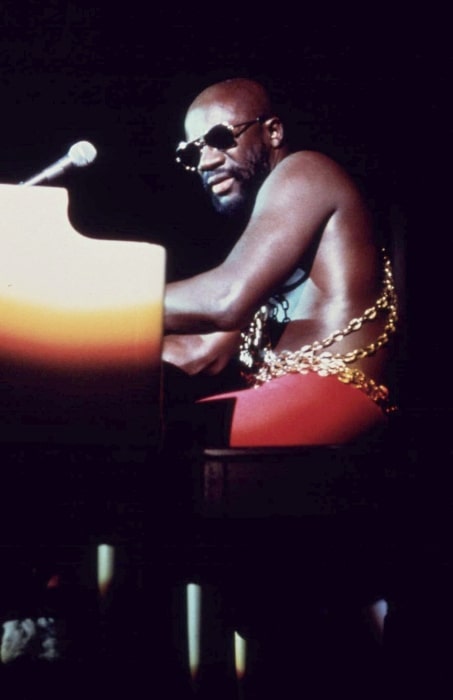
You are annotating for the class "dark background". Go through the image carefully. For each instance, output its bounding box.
[1,3,449,449]
[0,3,451,690]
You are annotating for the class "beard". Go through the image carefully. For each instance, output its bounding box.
[202,149,271,218]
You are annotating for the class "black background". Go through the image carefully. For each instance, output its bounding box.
[0,3,451,690]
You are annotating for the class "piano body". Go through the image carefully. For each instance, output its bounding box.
[0,184,165,446]
[0,183,166,544]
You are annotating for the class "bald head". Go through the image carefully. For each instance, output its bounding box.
[187,78,274,122]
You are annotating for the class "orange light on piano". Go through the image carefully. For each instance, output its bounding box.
[0,297,163,368]
[0,184,165,369]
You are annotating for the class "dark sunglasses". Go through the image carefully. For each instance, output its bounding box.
[175,115,267,171]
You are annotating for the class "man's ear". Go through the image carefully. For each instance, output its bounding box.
[265,117,284,149]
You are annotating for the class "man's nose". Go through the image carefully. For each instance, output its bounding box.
[198,144,225,171]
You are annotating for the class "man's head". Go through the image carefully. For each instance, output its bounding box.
[177,78,287,216]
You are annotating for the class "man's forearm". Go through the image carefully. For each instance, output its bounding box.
[164,273,238,334]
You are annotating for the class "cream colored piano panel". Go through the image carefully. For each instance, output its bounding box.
[0,184,164,368]
[0,184,165,446]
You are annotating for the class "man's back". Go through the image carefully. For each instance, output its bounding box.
[251,149,394,386]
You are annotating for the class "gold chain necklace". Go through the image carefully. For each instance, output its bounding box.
[239,251,398,413]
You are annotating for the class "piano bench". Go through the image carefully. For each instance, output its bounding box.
[172,438,406,696]
[187,440,397,598]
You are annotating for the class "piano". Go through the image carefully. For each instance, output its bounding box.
[0,183,166,544]
[0,183,165,447]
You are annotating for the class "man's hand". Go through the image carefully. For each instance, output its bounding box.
[163,331,241,376]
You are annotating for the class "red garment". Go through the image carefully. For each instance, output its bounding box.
[197,373,387,447]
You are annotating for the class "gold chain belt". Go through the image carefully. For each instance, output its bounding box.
[239,251,399,414]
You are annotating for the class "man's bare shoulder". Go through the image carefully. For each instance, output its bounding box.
[272,150,355,186]
[256,150,360,216]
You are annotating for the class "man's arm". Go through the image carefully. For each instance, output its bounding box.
[164,151,368,334]
[163,331,241,375]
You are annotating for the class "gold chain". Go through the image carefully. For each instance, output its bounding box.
[239,251,399,413]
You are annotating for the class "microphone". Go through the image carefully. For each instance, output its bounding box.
[20,141,97,186]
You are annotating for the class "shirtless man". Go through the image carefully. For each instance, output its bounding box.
[163,77,398,447]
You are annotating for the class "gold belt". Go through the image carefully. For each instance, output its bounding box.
[239,252,398,414]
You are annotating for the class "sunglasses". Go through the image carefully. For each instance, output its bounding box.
[175,115,267,171]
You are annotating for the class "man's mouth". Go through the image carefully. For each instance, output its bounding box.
[206,173,236,196]
[211,177,235,195]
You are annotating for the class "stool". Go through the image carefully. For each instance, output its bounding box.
[179,435,401,698]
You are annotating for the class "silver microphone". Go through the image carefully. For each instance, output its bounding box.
[20,141,97,186]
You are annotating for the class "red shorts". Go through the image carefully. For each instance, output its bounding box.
[197,373,387,447]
